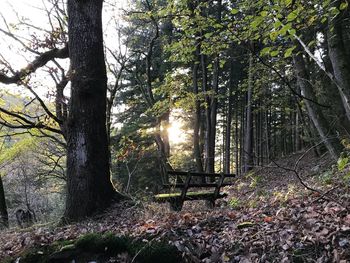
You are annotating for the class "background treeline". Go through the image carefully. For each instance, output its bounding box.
[112,0,350,192]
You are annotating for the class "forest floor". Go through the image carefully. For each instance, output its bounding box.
[1,152,350,262]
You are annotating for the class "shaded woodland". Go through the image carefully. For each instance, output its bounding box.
[0,0,350,261]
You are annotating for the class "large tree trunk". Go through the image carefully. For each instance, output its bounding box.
[293,51,342,161]
[0,175,8,229]
[64,0,116,221]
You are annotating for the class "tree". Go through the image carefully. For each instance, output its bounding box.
[0,136,8,229]
[0,173,8,229]
[293,49,342,161]
[0,0,124,221]
[63,0,121,221]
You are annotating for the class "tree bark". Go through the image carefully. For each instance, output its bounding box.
[328,1,350,121]
[207,57,218,173]
[224,60,234,174]
[0,175,8,229]
[243,54,254,173]
[201,52,212,173]
[293,51,342,161]
[193,48,204,172]
[64,0,116,221]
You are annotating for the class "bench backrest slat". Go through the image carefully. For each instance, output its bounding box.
[162,182,233,188]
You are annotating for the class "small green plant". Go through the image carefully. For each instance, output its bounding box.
[256,189,268,197]
[342,171,350,183]
[318,170,333,184]
[236,182,247,191]
[248,173,262,188]
[337,155,349,171]
[229,197,241,209]
[248,199,259,208]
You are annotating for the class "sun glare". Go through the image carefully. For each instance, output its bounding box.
[168,120,187,145]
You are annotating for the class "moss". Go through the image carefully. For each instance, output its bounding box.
[132,241,182,263]
[5,232,181,263]
[75,232,131,255]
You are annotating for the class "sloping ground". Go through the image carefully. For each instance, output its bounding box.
[1,152,350,262]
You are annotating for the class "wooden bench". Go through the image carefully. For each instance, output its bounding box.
[154,170,235,211]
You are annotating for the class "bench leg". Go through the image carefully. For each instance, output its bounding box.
[169,199,183,211]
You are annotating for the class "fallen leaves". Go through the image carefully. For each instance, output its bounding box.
[1,197,350,262]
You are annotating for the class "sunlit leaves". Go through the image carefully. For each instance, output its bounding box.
[339,1,349,10]
[270,50,279,57]
[260,11,268,17]
[0,136,38,166]
[284,46,296,58]
[287,9,299,22]
[285,0,293,7]
[250,16,264,29]
[260,47,271,56]
[231,9,239,15]
[338,156,349,171]
[269,31,279,41]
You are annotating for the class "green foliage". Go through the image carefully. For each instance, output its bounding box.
[0,136,38,166]
[248,173,262,188]
[318,170,333,185]
[337,156,349,171]
[339,2,348,10]
[229,197,241,209]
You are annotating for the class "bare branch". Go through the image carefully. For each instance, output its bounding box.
[0,44,68,84]
[0,106,62,134]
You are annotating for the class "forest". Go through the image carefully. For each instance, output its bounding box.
[0,0,350,262]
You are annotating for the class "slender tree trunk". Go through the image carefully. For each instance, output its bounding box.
[234,109,239,176]
[265,108,270,162]
[161,113,170,158]
[0,175,8,229]
[295,107,301,151]
[207,0,222,174]
[64,0,117,221]
[243,54,254,173]
[240,96,245,174]
[201,53,212,173]
[293,51,342,161]
[193,47,204,172]
[224,61,234,174]
[208,57,218,173]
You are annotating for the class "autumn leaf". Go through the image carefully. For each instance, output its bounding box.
[264,216,273,223]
